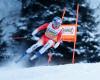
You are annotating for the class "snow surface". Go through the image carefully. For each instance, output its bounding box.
[0,63,100,80]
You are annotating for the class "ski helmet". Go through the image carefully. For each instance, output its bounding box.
[52,16,62,28]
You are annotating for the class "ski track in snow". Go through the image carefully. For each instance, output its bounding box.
[0,63,100,80]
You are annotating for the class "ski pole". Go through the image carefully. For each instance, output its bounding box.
[61,7,66,20]
[12,35,32,40]
[12,36,28,40]
[48,52,53,64]
[12,35,39,41]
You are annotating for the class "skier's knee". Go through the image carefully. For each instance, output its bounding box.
[48,40,54,46]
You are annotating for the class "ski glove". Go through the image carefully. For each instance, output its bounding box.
[31,36,40,41]
[32,29,38,36]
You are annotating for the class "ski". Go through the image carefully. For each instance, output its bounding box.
[15,53,27,63]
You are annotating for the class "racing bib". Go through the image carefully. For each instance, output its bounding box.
[45,23,61,41]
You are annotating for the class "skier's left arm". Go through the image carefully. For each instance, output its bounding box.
[54,30,62,49]
[32,23,49,36]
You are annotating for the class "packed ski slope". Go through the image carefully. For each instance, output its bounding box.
[0,63,100,80]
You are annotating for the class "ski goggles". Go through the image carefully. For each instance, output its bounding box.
[52,20,62,28]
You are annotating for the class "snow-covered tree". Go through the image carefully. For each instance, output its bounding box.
[0,19,7,62]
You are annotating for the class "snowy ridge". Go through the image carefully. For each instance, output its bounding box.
[0,63,100,80]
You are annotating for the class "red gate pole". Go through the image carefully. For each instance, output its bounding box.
[62,7,66,20]
[48,6,66,64]
[72,4,79,64]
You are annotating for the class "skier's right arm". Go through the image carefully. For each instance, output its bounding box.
[32,23,49,36]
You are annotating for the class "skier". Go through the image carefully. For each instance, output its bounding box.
[26,16,63,60]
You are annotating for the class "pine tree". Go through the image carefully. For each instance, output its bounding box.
[0,19,7,62]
